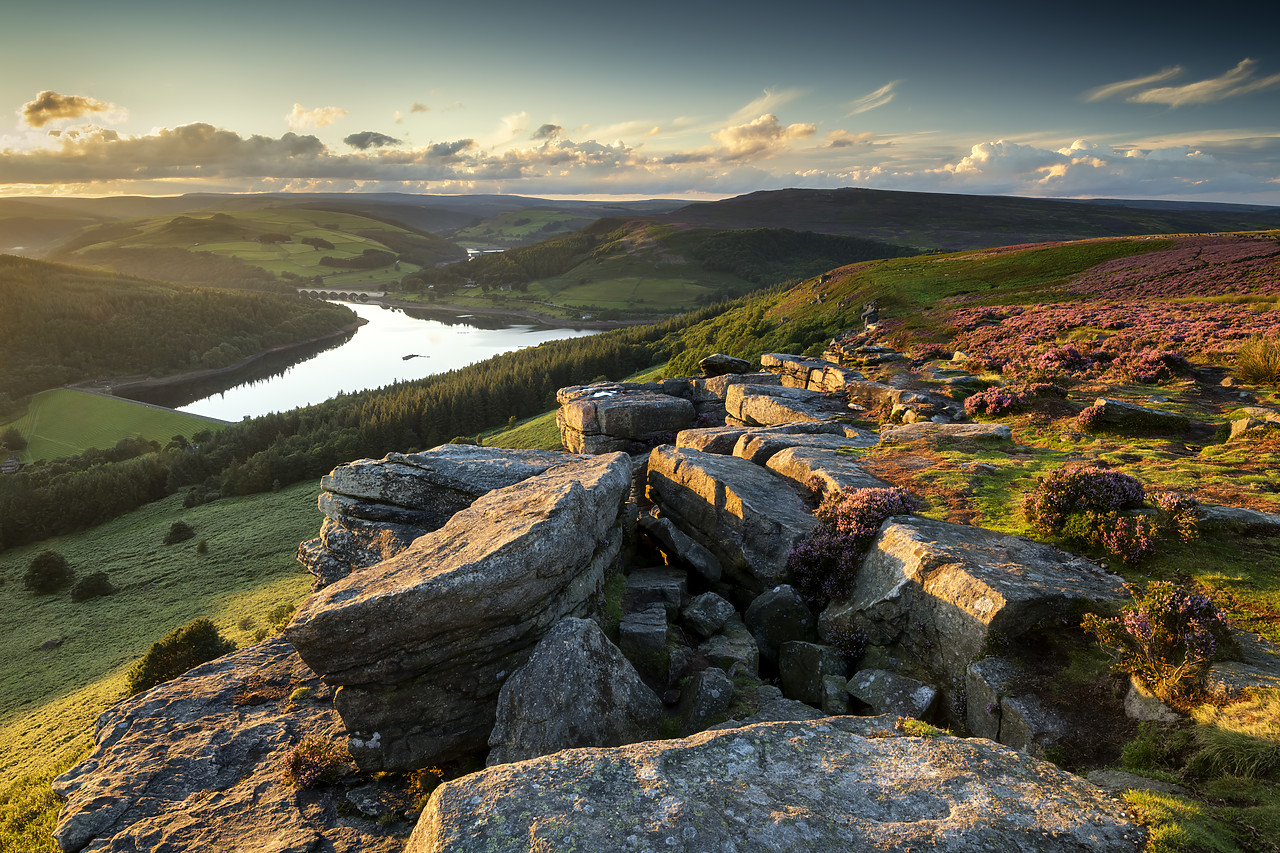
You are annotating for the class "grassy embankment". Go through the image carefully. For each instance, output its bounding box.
[1,389,226,463]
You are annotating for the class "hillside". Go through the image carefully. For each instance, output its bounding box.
[658,187,1280,250]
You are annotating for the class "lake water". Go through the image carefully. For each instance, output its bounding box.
[123,302,598,421]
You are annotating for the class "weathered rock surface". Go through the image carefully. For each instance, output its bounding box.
[699,352,753,376]
[725,382,850,428]
[486,617,662,766]
[760,352,863,392]
[646,446,817,592]
[778,641,847,706]
[847,668,941,721]
[677,421,846,456]
[678,667,735,734]
[1000,693,1069,759]
[1087,397,1189,433]
[637,511,722,582]
[879,422,1012,443]
[1124,678,1182,722]
[405,716,1144,853]
[557,385,695,454]
[743,584,817,666]
[733,429,878,465]
[822,517,1127,688]
[53,638,404,853]
[298,445,570,587]
[765,443,890,495]
[285,452,632,771]
[699,618,759,675]
[965,656,1022,741]
[681,592,737,639]
[1199,503,1280,530]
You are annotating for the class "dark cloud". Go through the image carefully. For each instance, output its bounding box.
[20,90,123,128]
[344,131,402,150]
[532,123,563,140]
[428,139,476,157]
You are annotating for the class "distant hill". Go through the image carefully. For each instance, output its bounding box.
[657,187,1280,250]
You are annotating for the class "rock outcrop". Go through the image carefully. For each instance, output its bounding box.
[486,617,662,766]
[53,638,405,853]
[285,452,632,771]
[298,445,570,587]
[405,716,1143,853]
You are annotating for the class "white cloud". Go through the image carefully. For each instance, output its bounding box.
[729,89,805,124]
[846,81,898,116]
[285,104,347,130]
[712,114,816,160]
[1087,59,1280,107]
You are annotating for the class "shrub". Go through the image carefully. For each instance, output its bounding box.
[1074,404,1105,432]
[1151,491,1200,543]
[1235,336,1280,385]
[1082,582,1235,703]
[1098,516,1159,566]
[816,486,918,539]
[963,382,1066,417]
[282,736,348,789]
[196,538,209,554]
[125,618,236,695]
[70,572,115,602]
[163,520,196,545]
[23,550,74,594]
[0,426,26,452]
[1021,466,1145,535]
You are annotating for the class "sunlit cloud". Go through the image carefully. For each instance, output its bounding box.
[846,81,899,116]
[712,114,816,160]
[729,89,804,124]
[411,103,429,113]
[1087,59,1280,107]
[344,131,401,150]
[18,91,126,128]
[285,103,347,130]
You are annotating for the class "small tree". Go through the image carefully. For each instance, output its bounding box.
[1,426,26,452]
[164,521,196,545]
[24,550,74,594]
[71,572,116,602]
[126,618,236,695]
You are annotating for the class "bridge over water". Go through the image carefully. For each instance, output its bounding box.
[296,288,386,302]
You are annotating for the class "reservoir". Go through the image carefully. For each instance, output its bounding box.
[122,301,599,421]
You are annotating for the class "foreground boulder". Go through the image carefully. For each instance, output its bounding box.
[486,617,661,766]
[406,716,1143,852]
[285,453,632,771]
[298,445,571,587]
[646,446,817,592]
[822,517,1127,688]
[53,638,404,853]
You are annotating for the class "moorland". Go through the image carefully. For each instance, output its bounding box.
[1,188,1279,852]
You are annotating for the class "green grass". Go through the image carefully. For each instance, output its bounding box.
[0,481,322,784]
[1,389,226,462]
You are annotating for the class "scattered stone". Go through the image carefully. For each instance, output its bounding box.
[879,422,1012,443]
[699,618,759,675]
[681,592,737,639]
[699,353,752,376]
[965,656,1021,741]
[678,667,735,735]
[1086,397,1189,434]
[618,603,670,667]
[743,585,818,667]
[778,641,847,706]
[285,453,632,772]
[1124,678,1182,722]
[847,669,941,721]
[624,567,687,620]
[646,446,818,592]
[405,717,1144,853]
[486,617,662,767]
[1199,504,1280,530]
[1228,416,1280,441]
[821,675,852,715]
[999,693,1068,759]
[637,512,722,582]
[1086,770,1190,797]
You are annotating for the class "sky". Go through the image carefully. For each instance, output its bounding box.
[1,0,1278,203]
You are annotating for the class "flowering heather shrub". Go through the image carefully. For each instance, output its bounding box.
[1074,404,1105,432]
[1021,466,1145,535]
[1151,491,1200,543]
[826,622,868,663]
[282,736,348,789]
[1099,516,1159,566]
[816,486,918,539]
[1107,348,1190,384]
[910,343,953,361]
[1082,582,1235,702]
[788,486,918,608]
[963,382,1067,416]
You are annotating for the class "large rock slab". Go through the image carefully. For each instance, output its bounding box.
[725,383,849,427]
[299,445,572,587]
[486,617,662,766]
[733,429,878,465]
[879,422,1012,443]
[557,384,695,454]
[405,716,1143,853]
[646,446,818,592]
[677,421,846,456]
[760,352,863,391]
[53,638,404,853]
[765,443,890,496]
[821,517,1126,687]
[285,453,632,772]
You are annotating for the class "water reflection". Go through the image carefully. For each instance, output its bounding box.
[119,301,597,421]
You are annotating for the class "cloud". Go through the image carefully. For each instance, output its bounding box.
[712,114,816,160]
[532,123,563,140]
[411,103,429,113]
[344,131,401,150]
[285,104,347,130]
[846,81,899,116]
[1087,59,1280,107]
[729,89,804,124]
[427,139,475,158]
[826,130,878,149]
[19,91,125,128]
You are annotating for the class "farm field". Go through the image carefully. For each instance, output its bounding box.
[1,389,226,463]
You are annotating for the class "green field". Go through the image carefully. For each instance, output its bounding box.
[450,209,593,248]
[2,389,227,463]
[0,481,322,783]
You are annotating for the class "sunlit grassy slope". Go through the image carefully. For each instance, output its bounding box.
[1,389,226,462]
